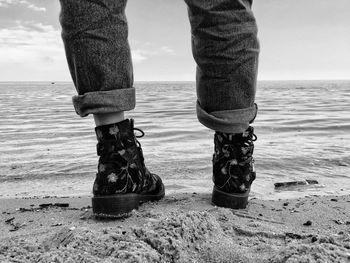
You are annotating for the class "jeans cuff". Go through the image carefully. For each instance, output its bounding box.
[72,88,136,117]
[197,101,258,133]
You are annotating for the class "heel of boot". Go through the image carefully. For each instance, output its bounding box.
[212,186,250,209]
[92,194,139,218]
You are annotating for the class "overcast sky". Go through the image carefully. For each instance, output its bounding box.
[0,0,349,81]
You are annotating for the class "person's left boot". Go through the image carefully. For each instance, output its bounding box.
[92,119,165,218]
[211,126,257,209]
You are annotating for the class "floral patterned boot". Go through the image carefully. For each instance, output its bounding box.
[92,119,165,218]
[212,126,257,209]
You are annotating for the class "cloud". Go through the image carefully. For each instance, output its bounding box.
[0,0,46,12]
[0,18,179,80]
[0,20,68,80]
[0,21,61,49]
[132,50,148,63]
[159,46,176,55]
[131,43,176,64]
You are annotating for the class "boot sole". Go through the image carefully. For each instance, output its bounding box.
[212,186,250,209]
[92,184,165,219]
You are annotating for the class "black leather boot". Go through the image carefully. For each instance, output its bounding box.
[92,119,164,218]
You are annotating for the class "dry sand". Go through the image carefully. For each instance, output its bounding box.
[0,193,349,263]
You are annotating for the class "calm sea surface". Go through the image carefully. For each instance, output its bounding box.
[0,81,349,199]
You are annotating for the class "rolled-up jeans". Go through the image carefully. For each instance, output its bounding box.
[59,0,259,133]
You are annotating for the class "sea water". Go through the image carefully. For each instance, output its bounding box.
[0,81,349,199]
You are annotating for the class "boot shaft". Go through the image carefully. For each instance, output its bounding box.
[95,119,136,155]
[93,119,158,196]
[213,127,256,193]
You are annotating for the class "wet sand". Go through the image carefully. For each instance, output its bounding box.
[1,194,349,262]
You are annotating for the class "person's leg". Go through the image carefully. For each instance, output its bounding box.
[59,0,134,119]
[59,0,164,218]
[93,112,125,126]
[185,0,259,208]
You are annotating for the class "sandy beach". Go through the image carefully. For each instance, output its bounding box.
[1,193,349,262]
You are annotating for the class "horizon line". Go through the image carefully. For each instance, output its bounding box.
[0,79,349,83]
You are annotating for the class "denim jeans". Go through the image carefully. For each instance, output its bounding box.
[59,0,259,133]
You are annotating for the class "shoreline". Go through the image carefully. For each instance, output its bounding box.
[1,193,349,262]
[2,174,348,201]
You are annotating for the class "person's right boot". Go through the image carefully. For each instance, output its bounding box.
[212,126,257,209]
[92,119,164,218]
